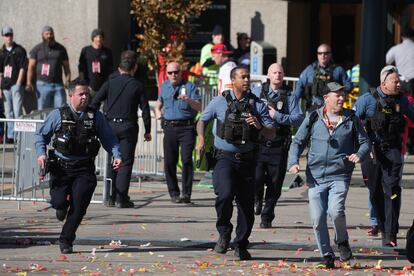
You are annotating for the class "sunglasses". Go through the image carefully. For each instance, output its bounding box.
[383,68,398,82]
[167,70,180,75]
[317,52,331,55]
[3,33,13,37]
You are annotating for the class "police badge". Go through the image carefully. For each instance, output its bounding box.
[276,101,284,110]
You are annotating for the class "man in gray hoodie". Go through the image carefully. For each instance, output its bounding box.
[288,82,370,268]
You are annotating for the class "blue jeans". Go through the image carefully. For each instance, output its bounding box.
[368,191,378,226]
[3,84,23,139]
[308,180,350,257]
[36,80,66,110]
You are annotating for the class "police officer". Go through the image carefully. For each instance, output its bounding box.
[196,66,275,260]
[354,65,414,247]
[35,78,122,254]
[252,63,304,228]
[294,44,351,111]
[91,50,151,208]
[155,61,201,203]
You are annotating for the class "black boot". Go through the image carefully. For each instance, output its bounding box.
[338,240,352,261]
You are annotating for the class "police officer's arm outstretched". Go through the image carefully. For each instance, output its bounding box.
[34,78,121,254]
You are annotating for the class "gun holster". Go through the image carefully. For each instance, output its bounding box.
[205,148,217,171]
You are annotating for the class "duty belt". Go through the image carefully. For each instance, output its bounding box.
[109,118,133,123]
[261,139,285,148]
[164,119,194,127]
[57,158,93,169]
[215,149,257,160]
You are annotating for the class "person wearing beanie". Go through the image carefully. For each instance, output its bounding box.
[78,28,113,97]
[0,26,27,143]
[27,25,71,110]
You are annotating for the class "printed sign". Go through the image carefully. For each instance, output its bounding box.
[14,122,37,132]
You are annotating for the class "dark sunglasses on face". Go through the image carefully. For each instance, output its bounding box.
[167,70,180,75]
[3,33,13,37]
[317,52,331,55]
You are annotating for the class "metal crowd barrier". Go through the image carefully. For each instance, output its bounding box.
[0,76,299,205]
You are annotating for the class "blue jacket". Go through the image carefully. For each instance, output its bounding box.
[288,107,371,184]
[293,62,352,106]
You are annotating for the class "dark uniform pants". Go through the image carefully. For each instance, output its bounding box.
[163,124,195,198]
[50,162,96,246]
[366,147,402,236]
[213,154,256,249]
[255,146,289,223]
[107,121,138,203]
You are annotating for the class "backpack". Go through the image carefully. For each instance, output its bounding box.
[306,109,360,151]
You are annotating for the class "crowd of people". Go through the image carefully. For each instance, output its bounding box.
[3,21,413,266]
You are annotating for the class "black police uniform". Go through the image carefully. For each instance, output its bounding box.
[34,104,121,252]
[255,83,293,226]
[91,73,151,205]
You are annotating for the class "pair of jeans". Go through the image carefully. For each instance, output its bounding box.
[3,84,23,139]
[308,180,350,257]
[36,80,66,110]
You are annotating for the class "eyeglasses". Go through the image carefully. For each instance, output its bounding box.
[383,68,398,82]
[317,52,331,55]
[167,70,180,75]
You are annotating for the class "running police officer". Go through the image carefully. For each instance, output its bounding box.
[354,65,414,247]
[35,78,121,254]
[155,61,201,203]
[91,50,151,208]
[252,63,304,228]
[196,66,275,260]
[294,44,351,111]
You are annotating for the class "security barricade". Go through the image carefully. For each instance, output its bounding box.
[0,77,298,205]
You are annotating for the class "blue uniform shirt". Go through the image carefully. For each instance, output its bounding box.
[35,105,121,160]
[200,90,275,153]
[158,79,201,120]
[252,85,304,127]
[293,62,352,106]
[353,87,414,122]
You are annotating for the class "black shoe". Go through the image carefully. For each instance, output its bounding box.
[234,247,252,260]
[116,201,134,208]
[214,235,230,254]
[368,225,379,236]
[382,233,397,247]
[260,221,272,229]
[59,243,73,254]
[254,200,262,215]
[56,208,68,222]
[318,255,335,268]
[104,200,116,207]
[171,196,182,203]
[5,138,14,144]
[180,196,191,204]
[338,240,352,261]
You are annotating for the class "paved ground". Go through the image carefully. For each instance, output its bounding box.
[1,159,414,275]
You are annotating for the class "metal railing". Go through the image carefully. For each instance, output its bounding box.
[0,76,300,204]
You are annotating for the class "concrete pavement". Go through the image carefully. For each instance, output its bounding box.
[1,164,414,275]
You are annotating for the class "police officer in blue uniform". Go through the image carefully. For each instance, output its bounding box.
[196,66,275,260]
[294,44,351,111]
[155,61,201,203]
[35,78,121,254]
[252,63,304,228]
[354,65,414,247]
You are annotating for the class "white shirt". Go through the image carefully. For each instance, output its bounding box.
[386,38,414,80]
[218,60,237,93]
